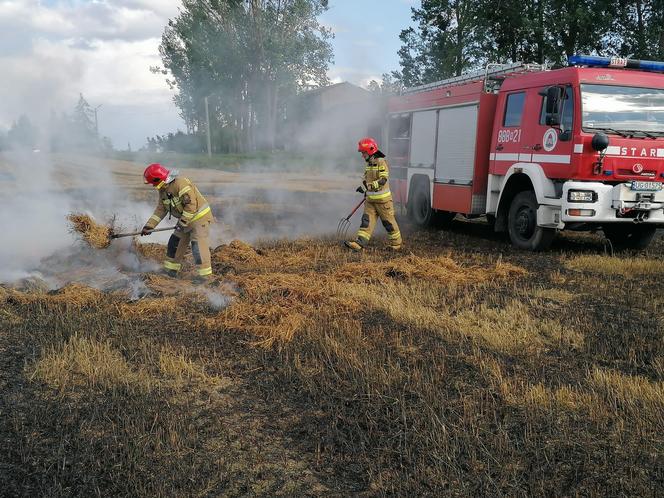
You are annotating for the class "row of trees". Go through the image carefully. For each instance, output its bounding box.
[144,131,206,154]
[0,94,111,152]
[154,0,333,154]
[396,0,664,86]
[153,0,664,153]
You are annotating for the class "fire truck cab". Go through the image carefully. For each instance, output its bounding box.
[387,55,664,250]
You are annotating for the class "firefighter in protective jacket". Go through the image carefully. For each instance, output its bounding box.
[142,163,215,280]
[345,138,402,251]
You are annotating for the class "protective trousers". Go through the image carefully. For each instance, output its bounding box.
[355,200,402,248]
[164,220,213,277]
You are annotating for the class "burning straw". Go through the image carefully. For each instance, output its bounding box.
[68,213,114,249]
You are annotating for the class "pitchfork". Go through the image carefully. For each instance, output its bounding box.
[110,226,177,240]
[336,197,366,240]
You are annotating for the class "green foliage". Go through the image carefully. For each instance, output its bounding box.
[397,0,480,87]
[145,131,205,154]
[0,94,113,153]
[397,0,664,87]
[48,95,110,153]
[109,149,356,173]
[367,73,404,96]
[6,115,38,149]
[155,0,333,153]
[614,0,664,59]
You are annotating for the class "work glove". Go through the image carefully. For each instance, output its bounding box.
[368,180,380,191]
[141,226,152,236]
[175,220,188,232]
[356,185,367,194]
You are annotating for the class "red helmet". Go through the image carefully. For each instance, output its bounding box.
[358,137,379,155]
[143,163,169,186]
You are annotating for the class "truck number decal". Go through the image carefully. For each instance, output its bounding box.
[497,129,522,143]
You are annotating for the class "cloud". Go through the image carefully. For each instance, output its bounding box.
[0,0,182,147]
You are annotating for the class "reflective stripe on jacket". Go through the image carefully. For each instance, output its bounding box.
[364,156,391,202]
[146,177,214,229]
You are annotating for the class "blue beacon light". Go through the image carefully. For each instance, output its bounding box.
[568,54,664,73]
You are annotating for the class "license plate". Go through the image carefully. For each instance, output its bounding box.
[630,181,663,191]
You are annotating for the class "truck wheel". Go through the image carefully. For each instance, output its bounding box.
[408,184,432,227]
[603,224,656,250]
[507,191,555,251]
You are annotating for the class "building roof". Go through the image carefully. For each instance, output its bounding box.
[299,81,371,97]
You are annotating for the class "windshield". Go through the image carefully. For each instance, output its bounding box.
[581,84,664,134]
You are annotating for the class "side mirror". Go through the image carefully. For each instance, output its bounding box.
[541,86,564,127]
[545,86,562,113]
[591,132,609,152]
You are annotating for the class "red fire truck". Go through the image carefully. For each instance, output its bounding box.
[386,55,664,250]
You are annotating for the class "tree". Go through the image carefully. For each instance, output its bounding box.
[397,0,481,87]
[614,0,664,59]
[396,0,648,87]
[367,73,404,96]
[7,115,38,149]
[155,0,333,153]
[71,93,97,148]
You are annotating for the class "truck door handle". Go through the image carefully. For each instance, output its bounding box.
[495,144,504,151]
[532,144,542,151]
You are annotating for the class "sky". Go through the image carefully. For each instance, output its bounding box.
[0,0,417,150]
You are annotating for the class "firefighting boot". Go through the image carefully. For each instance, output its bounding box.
[193,274,212,285]
[388,244,402,251]
[344,240,363,252]
[161,268,178,278]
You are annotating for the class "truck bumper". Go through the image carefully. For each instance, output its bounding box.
[561,181,664,224]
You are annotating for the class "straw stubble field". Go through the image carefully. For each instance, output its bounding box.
[1,219,664,496]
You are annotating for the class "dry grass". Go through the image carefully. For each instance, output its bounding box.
[454,300,584,353]
[533,287,575,303]
[3,227,664,496]
[68,213,114,249]
[116,296,180,317]
[589,367,664,416]
[213,240,262,266]
[566,254,664,276]
[333,254,527,285]
[9,282,104,309]
[158,345,225,386]
[29,335,153,394]
[133,241,165,262]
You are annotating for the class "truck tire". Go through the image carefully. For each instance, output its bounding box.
[408,184,432,227]
[603,224,656,250]
[507,191,555,251]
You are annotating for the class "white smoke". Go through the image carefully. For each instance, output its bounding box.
[1,148,163,286]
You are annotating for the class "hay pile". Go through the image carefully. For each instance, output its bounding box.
[212,240,261,268]
[116,296,182,320]
[203,272,357,348]
[68,213,113,249]
[133,242,166,262]
[141,274,198,296]
[9,283,104,309]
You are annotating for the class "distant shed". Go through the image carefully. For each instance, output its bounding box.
[284,82,384,154]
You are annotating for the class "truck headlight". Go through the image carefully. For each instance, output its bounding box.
[567,190,597,203]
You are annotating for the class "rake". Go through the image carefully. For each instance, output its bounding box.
[337,197,366,240]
